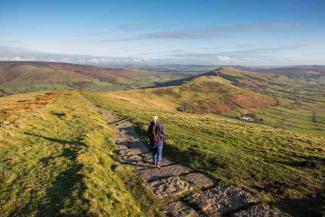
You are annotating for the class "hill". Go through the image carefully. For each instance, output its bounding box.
[99,66,325,135]
[0,61,185,94]
[1,66,325,216]
[0,90,162,216]
[107,70,277,114]
[81,87,325,217]
[240,65,325,79]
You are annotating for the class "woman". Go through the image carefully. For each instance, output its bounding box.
[147,115,164,168]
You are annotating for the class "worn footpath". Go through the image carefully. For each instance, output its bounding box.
[97,106,281,217]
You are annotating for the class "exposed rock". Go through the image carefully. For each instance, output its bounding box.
[120,154,143,163]
[127,141,150,153]
[232,204,280,217]
[148,176,193,198]
[115,144,129,151]
[186,186,259,216]
[120,127,137,136]
[162,201,199,217]
[141,153,174,166]
[184,173,215,188]
[115,140,129,146]
[139,164,192,182]
[118,148,143,156]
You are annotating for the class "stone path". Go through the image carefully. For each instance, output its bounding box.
[96,106,281,217]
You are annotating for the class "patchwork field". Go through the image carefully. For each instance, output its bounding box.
[218,67,325,136]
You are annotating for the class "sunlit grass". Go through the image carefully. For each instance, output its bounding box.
[0,90,161,216]
[81,89,325,206]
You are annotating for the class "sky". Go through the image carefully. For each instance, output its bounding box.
[0,0,324,66]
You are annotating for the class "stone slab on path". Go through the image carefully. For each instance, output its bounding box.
[115,139,129,146]
[186,186,259,216]
[162,201,200,217]
[139,164,192,182]
[141,153,175,166]
[183,173,216,189]
[120,153,143,163]
[148,176,193,198]
[115,144,129,151]
[118,148,144,156]
[120,127,138,137]
[127,140,150,153]
[232,204,280,217]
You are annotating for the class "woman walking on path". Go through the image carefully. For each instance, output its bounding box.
[147,115,164,168]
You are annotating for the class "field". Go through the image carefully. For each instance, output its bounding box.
[0,90,161,216]
[80,85,325,216]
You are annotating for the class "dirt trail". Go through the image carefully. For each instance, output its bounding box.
[96,105,281,217]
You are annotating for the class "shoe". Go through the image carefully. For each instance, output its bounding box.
[157,164,161,169]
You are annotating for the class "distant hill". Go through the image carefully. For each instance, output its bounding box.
[104,66,325,135]
[0,61,185,94]
[136,64,325,79]
[105,67,277,115]
[238,65,325,79]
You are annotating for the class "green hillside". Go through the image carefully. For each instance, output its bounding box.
[1,65,325,216]
[79,68,325,216]
[0,90,161,216]
[216,67,325,136]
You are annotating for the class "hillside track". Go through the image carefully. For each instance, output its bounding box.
[93,104,282,217]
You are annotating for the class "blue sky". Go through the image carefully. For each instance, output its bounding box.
[0,0,324,66]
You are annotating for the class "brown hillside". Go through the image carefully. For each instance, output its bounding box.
[0,61,167,84]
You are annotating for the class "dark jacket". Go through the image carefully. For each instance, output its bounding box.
[148,121,164,146]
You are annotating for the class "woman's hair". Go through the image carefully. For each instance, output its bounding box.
[153,115,159,122]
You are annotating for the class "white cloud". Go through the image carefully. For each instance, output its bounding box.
[12,56,22,61]
[217,56,232,62]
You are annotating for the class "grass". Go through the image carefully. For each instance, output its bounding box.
[2,65,325,216]
[81,89,325,217]
[0,90,161,216]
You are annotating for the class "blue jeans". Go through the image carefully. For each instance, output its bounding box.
[152,145,163,163]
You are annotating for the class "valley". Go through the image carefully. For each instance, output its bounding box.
[0,61,187,95]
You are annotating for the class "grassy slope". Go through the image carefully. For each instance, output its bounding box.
[109,74,276,115]
[81,90,325,216]
[0,90,161,216]
[218,67,325,136]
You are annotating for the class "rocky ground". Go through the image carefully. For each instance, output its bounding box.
[97,106,283,217]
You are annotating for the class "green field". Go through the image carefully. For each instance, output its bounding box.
[0,90,161,216]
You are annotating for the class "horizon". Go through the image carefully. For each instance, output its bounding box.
[0,60,325,68]
[1,0,324,66]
